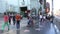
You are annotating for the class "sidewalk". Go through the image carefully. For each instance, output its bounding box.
[54,15,60,33]
[54,15,60,30]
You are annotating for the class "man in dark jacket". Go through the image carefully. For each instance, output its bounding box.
[13,14,16,25]
[9,13,11,25]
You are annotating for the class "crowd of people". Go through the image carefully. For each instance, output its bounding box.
[2,12,22,31]
[1,11,54,32]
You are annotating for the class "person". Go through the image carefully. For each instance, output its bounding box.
[50,15,54,23]
[39,14,43,22]
[13,14,16,25]
[15,14,22,29]
[46,14,51,21]
[28,10,35,27]
[27,17,34,27]
[9,13,11,25]
[24,11,28,17]
[43,15,46,21]
[2,12,9,31]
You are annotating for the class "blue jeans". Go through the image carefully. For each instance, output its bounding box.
[16,21,20,29]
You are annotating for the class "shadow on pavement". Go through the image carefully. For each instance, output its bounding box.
[16,30,20,34]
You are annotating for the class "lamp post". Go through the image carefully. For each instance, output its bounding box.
[52,0,54,23]
[18,0,20,13]
[5,0,8,12]
[38,0,44,29]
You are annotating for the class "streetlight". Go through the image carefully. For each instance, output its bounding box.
[38,0,45,30]
[18,0,20,13]
[5,0,8,12]
[52,0,54,23]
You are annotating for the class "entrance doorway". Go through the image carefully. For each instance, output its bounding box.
[20,6,27,11]
[20,6,27,17]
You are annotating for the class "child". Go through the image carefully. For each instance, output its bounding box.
[15,14,22,29]
[2,12,9,31]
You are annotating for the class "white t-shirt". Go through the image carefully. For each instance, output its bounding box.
[43,16,46,19]
[28,14,31,16]
[40,15,42,18]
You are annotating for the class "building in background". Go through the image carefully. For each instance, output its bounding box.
[0,0,46,14]
[0,0,7,13]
